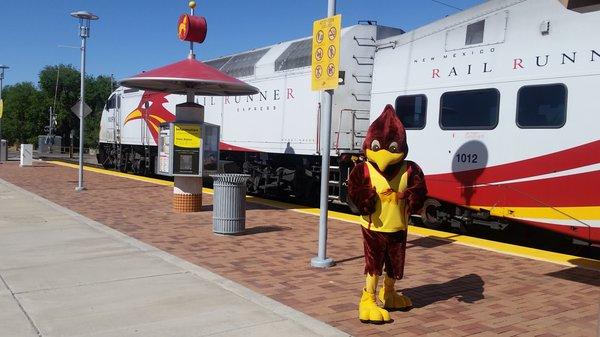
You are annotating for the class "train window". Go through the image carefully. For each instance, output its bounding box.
[395,95,427,129]
[275,38,312,71]
[205,56,232,71]
[465,20,485,45]
[440,88,499,130]
[220,49,269,77]
[106,94,116,110]
[517,84,567,128]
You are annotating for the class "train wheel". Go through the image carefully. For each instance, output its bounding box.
[421,198,444,229]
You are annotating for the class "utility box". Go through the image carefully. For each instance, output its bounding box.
[20,144,33,167]
[0,139,6,162]
[156,122,220,177]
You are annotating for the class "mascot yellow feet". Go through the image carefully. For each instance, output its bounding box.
[378,287,412,311]
[359,290,392,324]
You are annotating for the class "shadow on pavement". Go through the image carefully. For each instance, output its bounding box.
[336,255,364,264]
[403,273,485,308]
[545,265,600,287]
[407,236,454,249]
[234,225,292,236]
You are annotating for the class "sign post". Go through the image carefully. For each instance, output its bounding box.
[310,0,339,268]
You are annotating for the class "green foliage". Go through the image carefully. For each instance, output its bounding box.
[2,64,113,149]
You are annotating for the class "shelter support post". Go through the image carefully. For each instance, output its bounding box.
[173,94,204,212]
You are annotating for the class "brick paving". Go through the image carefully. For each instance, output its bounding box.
[1,161,599,336]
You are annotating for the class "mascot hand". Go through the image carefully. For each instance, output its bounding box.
[357,188,378,215]
[348,162,378,215]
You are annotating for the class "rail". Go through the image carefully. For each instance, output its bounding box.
[351,93,371,102]
[352,55,374,66]
[353,36,376,47]
[352,73,373,84]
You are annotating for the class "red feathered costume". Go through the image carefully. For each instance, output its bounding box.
[348,104,427,324]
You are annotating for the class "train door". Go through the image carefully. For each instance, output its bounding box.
[104,93,118,144]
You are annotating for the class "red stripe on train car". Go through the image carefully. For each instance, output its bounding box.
[428,140,600,185]
[427,170,600,207]
[219,142,260,152]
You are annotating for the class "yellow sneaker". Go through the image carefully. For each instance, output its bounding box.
[358,289,392,324]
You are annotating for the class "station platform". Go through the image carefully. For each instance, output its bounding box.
[0,160,598,337]
[0,172,344,337]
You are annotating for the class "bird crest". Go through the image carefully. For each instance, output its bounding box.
[124,92,175,142]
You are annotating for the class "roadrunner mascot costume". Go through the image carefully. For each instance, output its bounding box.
[348,104,427,324]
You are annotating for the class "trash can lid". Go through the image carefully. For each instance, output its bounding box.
[210,173,250,183]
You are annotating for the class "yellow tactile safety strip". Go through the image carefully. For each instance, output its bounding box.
[47,160,600,270]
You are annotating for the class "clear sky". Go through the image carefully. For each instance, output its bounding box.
[0,0,485,87]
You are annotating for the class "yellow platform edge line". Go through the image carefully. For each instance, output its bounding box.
[44,160,600,270]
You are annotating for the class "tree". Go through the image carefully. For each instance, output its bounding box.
[38,65,113,148]
[2,83,46,146]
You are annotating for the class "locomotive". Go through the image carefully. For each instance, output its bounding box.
[99,0,600,244]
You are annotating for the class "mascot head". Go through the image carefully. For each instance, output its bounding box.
[363,104,408,172]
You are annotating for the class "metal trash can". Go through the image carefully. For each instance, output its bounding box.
[211,174,250,234]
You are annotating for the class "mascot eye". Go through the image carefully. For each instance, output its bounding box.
[371,140,381,151]
[389,142,399,153]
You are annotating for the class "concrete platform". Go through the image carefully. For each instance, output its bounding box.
[0,177,346,337]
[0,161,599,337]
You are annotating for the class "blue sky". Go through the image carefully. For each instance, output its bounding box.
[0,0,484,86]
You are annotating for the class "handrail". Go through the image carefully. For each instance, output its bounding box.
[375,41,397,51]
[351,93,371,102]
[352,55,374,66]
[353,36,376,47]
[352,73,373,84]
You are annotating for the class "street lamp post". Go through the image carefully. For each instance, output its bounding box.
[70,11,99,191]
[0,65,9,164]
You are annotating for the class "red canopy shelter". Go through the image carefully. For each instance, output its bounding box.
[119,58,259,96]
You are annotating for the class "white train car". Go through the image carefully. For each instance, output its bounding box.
[369,0,600,243]
[98,23,404,200]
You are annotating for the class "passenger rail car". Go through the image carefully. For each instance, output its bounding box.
[369,0,600,243]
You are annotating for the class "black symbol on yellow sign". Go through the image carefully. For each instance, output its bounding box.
[315,47,323,61]
[328,27,337,41]
[327,45,336,59]
[315,65,323,79]
[327,63,335,77]
[316,30,324,44]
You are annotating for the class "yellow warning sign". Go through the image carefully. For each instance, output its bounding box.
[174,123,201,148]
[311,14,341,91]
[0,99,3,119]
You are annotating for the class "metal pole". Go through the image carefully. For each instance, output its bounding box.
[76,32,86,191]
[311,0,336,268]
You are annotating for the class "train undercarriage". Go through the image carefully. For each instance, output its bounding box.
[97,143,354,205]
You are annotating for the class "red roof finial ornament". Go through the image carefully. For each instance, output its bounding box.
[119,0,259,96]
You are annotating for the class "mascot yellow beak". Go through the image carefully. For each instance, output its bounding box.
[366,149,405,172]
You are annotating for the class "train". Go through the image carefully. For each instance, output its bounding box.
[98,0,599,244]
